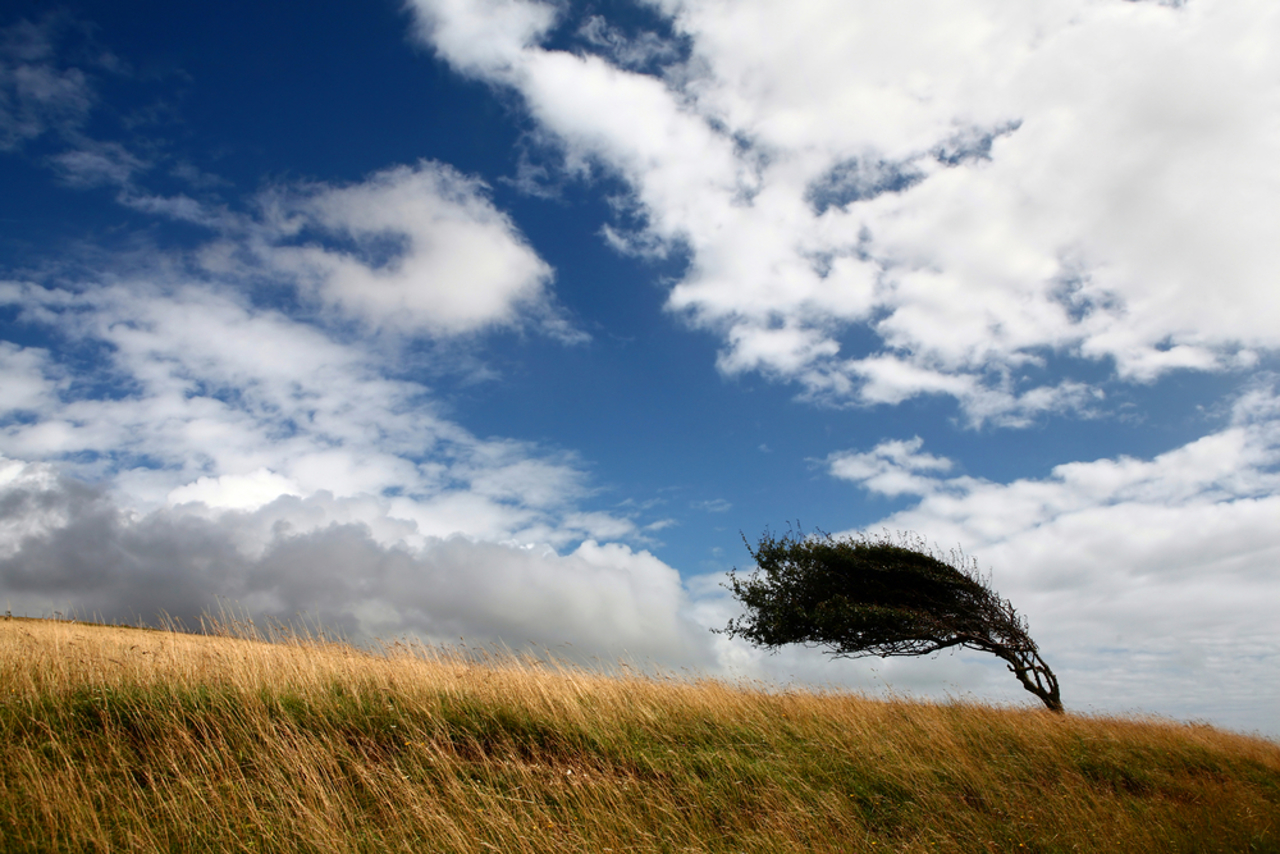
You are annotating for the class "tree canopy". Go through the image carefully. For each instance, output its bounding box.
[720,529,1063,712]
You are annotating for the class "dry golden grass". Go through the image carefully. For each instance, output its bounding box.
[2,615,1277,853]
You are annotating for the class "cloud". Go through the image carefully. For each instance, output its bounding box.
[0,451,1052,699]
[0,457,711,665]
[258,161,576,338]
[15,154,574,341]
[3,19,574,344]
[0,33,639,649]
[0,223,688,663]
[0,342,63,413]
[827,437,952,497]
[576,16,682,72]
[0,275,616,545]
[168,469,303,512]
[408,0,1280,421]
[409,0,559,80]
[49,140,146,187]
[824,386,1280,731]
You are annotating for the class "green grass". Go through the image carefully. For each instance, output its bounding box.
[2,616,1277,853]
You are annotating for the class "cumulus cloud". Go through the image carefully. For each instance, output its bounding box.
[258,161,576,338]
[409,0,559,80]
[168,469,304,512]
[408,0,1280,421]
[827,437,953,497]
[824,387,1280,732]
[13,156,573,340]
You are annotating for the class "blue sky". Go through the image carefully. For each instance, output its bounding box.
[2,0,1278,736]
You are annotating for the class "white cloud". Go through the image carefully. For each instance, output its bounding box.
[0,275,621,547]
[167,469,303,512]
[0,341,62,413]
[409,0,1280,421]
[410,0,559,80]
[827,436,952,497]
[258,161,572,338]
[824,388,1280,732]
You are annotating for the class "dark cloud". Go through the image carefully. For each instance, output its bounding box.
[0,470,248,623]
[0,465,714,667]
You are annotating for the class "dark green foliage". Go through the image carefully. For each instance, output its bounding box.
[721,529,1063,712]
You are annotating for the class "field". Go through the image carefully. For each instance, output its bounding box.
[2,615,1277,853]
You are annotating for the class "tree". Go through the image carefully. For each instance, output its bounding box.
[719,528,1063,713]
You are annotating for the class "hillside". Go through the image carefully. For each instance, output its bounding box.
[2,616,1277,853]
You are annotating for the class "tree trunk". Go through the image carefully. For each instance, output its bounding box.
[998,648,1063,713]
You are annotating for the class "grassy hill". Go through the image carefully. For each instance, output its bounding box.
[2,616,1277,853]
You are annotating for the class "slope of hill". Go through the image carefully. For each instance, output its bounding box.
[2,616,1277,853]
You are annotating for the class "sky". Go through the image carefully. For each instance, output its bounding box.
[1,0,1277,737]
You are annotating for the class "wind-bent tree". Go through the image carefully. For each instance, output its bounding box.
[720,529,1063,713]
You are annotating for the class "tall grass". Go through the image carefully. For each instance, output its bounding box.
[2,615,1277,853]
